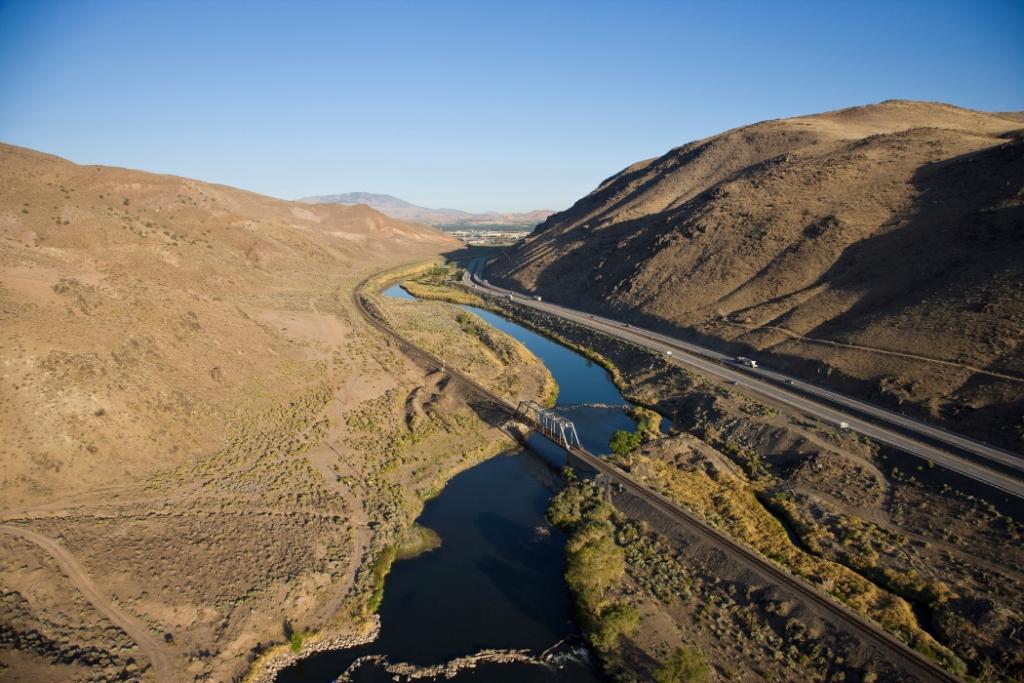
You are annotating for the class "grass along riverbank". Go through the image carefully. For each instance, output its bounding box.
[395,523,442,560]
[456,278,974,678]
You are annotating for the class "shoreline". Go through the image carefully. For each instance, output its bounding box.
[246,616,382,683]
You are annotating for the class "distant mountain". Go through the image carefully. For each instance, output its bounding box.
[299,192,553,230]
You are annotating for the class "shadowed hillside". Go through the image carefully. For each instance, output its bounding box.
[490,101,1024,449]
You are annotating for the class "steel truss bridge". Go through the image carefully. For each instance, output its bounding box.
[350,273,961,683]
[515,400,582,450]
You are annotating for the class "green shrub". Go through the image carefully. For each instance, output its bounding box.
[366,546,397,613]
[565,520,625,609]
[654,646,711,683]
[591,602,639,650]
[609,429,642,455]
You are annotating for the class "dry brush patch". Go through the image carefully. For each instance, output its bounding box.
[548,476,918,683]
[0,143,476,681]
[486,293,1020,680]
[370,274,556,405]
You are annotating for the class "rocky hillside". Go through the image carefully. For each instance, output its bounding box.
[301,191,552,230]
[0,143,476,681]
[0,143,458,504]
[490,101,1024,448]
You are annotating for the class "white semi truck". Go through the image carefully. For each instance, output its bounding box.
[736,356,758,369]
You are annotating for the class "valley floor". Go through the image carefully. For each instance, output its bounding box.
[1,261,556,683]
[494,292,1024,682]
[5,254,1022,683]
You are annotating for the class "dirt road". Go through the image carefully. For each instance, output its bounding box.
[0,524,174,683]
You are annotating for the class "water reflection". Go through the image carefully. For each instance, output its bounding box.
[275,451,603,682]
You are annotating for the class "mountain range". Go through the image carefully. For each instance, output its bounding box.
[299,191,552,230]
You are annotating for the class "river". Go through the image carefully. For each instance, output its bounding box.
[274,284,644,682]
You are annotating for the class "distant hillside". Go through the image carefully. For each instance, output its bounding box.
[300,191,552,230]
[490,100,1024,448]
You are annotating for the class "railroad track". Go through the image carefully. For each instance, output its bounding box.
[353,272,961,683]
[564,447,959,682]
[463,269,1024,499]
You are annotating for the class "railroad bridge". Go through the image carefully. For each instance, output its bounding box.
[351,278,966,683]
[515,400,582,450]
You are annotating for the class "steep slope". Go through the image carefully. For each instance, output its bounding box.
[0,143,481,681]
[300,191,552,230]
[490,101,1024,448]
[0,143,457,502]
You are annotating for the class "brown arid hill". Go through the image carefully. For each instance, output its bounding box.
[490,100,1024,449]
[0,142,456,506]
[0,143,535,682]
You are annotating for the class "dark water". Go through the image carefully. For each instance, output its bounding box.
[460,305,637,454]
[275,451,601,682]
[275,284,654,681]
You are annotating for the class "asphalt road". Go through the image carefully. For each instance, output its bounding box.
[464,268,1024,500]
[355,271,962,683]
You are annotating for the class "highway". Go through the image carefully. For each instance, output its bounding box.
[353,270,962,683]
[463,266,1024,500]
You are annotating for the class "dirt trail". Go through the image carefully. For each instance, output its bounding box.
[306,414,372,605]
[0,524,174,683]
[303,295,375,620]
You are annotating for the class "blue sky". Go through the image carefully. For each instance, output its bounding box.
[1,1,1022,212]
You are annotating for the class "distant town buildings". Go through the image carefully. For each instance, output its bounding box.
[449,230,528,246]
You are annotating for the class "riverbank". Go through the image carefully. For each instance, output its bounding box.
[250,262,599,683]
[461,264,1021,680]
[241,261,556,682]
[272,448,603,683]
[246,617,382,683]
[375,263,558,407]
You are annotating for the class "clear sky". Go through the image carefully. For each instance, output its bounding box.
[1,1,1022,212]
